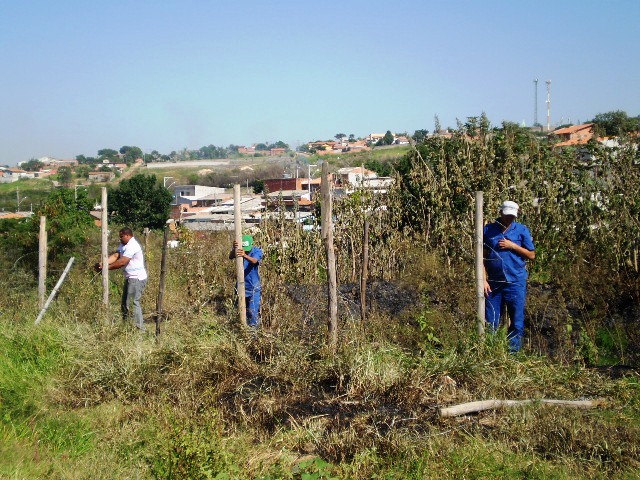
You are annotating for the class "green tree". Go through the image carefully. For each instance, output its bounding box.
[591,110,640,136]
[76,154,98,164]
[365,159,393,177]
[0,188,95,268]
[119,146,143,164]
[412,129,429,143]
[250,179,264,194]
[58,166,73,185]
[335,133,346,141]
[75,165,90,179]
[98,149,118,161]
[434,114,441,133]
[378,130,394,146]
[21,159,44,171]
[108,174,173,229]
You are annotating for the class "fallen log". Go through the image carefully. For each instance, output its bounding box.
[439,398,600,417]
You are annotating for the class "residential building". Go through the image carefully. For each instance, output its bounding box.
[172,185,227,207]
[336,166,394,194]
[366,133,386,144]
[550,123,595,146]
[270,147,287,156]
[238,146,256,155]
[88,171,115,182]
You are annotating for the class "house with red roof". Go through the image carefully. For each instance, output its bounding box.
[550,123,595,146]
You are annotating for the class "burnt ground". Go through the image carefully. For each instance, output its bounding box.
[283,279,640,367]
[216,280,640,465]
[285,280,425,321]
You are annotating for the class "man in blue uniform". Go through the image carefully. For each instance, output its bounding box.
[483,201,535,352]
[229,234,263,328]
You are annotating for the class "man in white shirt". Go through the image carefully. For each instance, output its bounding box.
[96,227,148,331]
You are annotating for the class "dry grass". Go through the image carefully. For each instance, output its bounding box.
[1,227,640,479]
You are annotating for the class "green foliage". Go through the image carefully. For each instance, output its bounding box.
[364,158,393,177]
[0,187,95,269]
[251,179,265,194]
[149,413,241,480]
[377,130,395,146]
[57,166,73,184]
[412,129,429,143]
[0,325,63,422]
[391,116,640,279]
[291,457,337,480]
[119,145,143,164]
[591,110,640,136]
[97,148,118,161]
[21,158,44,171]
[108,173,172,229]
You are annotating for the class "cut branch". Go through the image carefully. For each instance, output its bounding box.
[439,398,601,417]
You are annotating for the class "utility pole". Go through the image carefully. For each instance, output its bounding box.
[307,164,317,197]
[533,79,538,126]
[546,80,551,132]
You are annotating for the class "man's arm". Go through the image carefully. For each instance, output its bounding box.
[229,241,242,260]
[499,239,535,260]
[96,252,131,271]
[241,252,259,265]
[108,253,131,270]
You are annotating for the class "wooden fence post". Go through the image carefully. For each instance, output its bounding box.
[38,216,47,309]
[476,191,485,338]
[234,184,247,328]
[321,162,338,353]
[101,187,109,316]
[360,218,369,323]
[154,225,170,336]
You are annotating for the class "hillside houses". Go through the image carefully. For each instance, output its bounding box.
[237,146,290,156]
[550,123,596,146]
[88,171,115,182]
[336,166,394,194]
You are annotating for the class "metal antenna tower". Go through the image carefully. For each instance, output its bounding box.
[534,79,538,126]
[546,80,551,131]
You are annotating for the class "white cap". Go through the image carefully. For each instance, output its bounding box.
[500,200,519,217]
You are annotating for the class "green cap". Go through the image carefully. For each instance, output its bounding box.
[241,235,253,252]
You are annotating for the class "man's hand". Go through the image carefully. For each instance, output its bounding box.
[232,241,245,258]
[498,238,516,251]
[93,262,102,272]
[483,280,491,298]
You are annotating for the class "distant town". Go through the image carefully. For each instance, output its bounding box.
[1,113,637,230]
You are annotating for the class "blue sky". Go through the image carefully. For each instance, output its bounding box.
[1,0,638,165]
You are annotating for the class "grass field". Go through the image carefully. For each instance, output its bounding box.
[0,179,55,212]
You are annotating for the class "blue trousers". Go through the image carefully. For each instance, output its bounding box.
[485,280,526,352]
[245,288,261,328]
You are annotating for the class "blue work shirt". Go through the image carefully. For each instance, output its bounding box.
[243,246,263,295]
[484,220,535,283]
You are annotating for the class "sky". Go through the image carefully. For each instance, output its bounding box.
[1,0,638,165]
